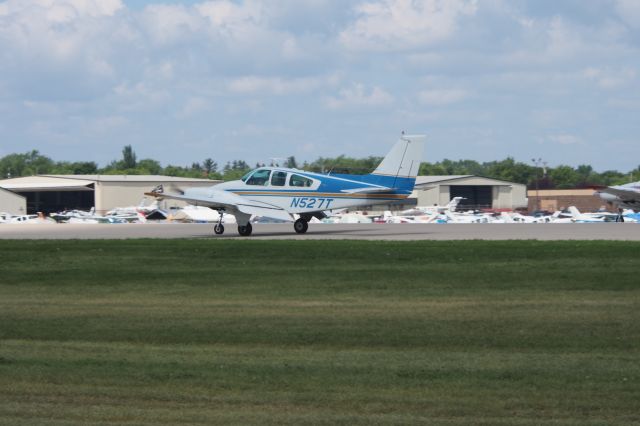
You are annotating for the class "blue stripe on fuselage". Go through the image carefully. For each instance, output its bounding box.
[318,173,416,194]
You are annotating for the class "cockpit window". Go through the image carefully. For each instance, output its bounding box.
[271,171,287,186]
[240,171,252,182]
[290,174,313,187]
[246,169,271,186]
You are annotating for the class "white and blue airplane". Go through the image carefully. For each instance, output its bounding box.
[145,134,425,236]
[595,181,640,221]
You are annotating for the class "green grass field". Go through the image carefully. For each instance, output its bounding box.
[0,240,639,425]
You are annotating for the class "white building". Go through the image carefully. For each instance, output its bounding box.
[0,187,27,215]
[0,175,220,214]
[413,175,528,211]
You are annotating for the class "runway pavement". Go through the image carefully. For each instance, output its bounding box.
[1,222,640,240]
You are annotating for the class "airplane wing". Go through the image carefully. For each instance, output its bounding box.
[598,187,640,202]
[144,188,293,222]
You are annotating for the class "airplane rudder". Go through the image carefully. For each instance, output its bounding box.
[373,134,425,178]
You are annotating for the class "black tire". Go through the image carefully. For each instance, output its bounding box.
[214,224,224,235]
[294,218,308,234]
[238,223,253,236]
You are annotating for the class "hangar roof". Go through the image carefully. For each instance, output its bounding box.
[0,174,218,192]
[415,175,525,188]
[0,176,96,191]
[416,175,473,184]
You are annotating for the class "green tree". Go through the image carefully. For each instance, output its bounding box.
[596,170,627,186]
[203,158,217,176]
[575,164,595,187]
[305,155,383,174]
[0,150,54,177]
[122,145,137,169]
[286,156,298,169]
[419,162,447,175]
[222,159,250,181]
[52,161,98,175]
[549,165,579,188]
[137,159,162,175]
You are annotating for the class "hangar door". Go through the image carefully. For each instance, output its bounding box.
[21,190,94,214]
[450,185,493,210]
[1,179,96,214]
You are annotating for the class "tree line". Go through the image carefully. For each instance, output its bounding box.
[1,145,639,189]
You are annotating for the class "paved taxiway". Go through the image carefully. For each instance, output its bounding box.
[1,223,639,240]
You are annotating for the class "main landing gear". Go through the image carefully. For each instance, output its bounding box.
[294,218,308,234]
[214,213,308,237]
[238,223,253,236]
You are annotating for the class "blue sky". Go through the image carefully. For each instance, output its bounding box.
[1,0,639,171]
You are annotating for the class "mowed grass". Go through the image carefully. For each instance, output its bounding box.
[0,240,639,425]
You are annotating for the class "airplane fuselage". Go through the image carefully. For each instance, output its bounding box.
[145,134,425,235]
[210,167,415,214]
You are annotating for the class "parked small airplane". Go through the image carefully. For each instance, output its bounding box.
[594,181,640,221]
[145,134,425,236]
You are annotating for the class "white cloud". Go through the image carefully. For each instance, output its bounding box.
[340,0,477,51]
[228,75,333,95]
[176,97,210,119]
[0,0,132,99]
[324,83,393,109]
[0,0,123,18]
[548,134,582,145]
[197,0,265,31]
[141,4,203,45]
[418,89,468,106]
[87,115,129,134]
[615,0,640,29]
[112,82,171,112]
[583,67,637,89]
[0,1,639,171]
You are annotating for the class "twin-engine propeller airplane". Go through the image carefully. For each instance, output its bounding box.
[595,181,640,221]
[145,134,425,236]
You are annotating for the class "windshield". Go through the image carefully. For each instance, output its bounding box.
[246,169,271,186]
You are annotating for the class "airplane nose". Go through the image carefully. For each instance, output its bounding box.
[596,192,619,202]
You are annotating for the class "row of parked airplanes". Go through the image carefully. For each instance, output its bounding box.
[2,197,639,226]
[2,196,639,226]
[2,135,639,233]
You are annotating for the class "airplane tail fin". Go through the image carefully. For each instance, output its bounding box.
[568,206,581,218]
[372,134,425,179]
[447,196,464,212]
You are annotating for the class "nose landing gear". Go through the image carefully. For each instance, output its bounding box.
[214,210,225,235]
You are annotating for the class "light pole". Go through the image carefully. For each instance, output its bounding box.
[531,158,547,212]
